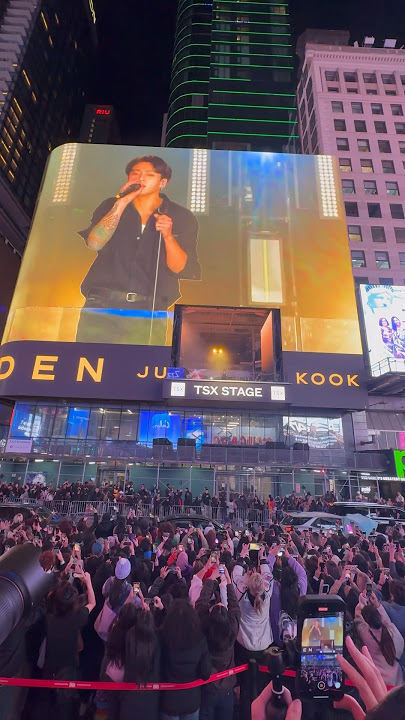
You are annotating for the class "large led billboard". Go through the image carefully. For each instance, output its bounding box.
[0,145,366,406]
[3,145,360,353]
[360,284,405,375]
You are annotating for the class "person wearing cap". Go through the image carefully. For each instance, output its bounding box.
[102,557,133,614]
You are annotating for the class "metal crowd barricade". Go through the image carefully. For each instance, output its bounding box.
[0,497,272,527]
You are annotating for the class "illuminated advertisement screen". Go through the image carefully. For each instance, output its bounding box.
[3,145,361,355]
[359,284,405,375]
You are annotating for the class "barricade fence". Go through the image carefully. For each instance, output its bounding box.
[0,498,275,526]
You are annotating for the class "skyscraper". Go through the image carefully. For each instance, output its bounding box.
[79,104,121,144]
[0,0,96,254]
[165,0,297,152]
[296,30,405,286]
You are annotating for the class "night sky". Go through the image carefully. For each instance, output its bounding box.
[89,0,405,146]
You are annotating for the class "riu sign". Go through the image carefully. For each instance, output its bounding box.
[296,372,359,387]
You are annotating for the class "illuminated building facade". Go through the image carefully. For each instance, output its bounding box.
[165,0,297,151]
[79,104,121,145]
[0,0,96,254]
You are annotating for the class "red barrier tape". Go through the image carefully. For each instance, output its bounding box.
[0,664,393,693]
[0,664,249,692]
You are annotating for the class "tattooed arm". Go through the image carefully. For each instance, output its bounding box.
[87,199,128,251]
[87,182,142,251]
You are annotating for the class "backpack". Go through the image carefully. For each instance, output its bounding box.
[279,610,297,644]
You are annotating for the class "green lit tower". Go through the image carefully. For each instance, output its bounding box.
[165,0,297,151]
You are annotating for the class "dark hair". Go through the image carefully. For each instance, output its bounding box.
[139,538,151,553]
[49,581,78,617]
[108,577,126,611]
[390,579,405,606]
[365,684,405,720]
[106,604,137,668]
[205,605,235,653]
[361,604,396,666]
[306,555,318,575]
[125,155,172,181]
[161,599,202,652]
[280,565,300,618]
[124,610,159,686]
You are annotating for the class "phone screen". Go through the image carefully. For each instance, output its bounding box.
[298,606,345,699]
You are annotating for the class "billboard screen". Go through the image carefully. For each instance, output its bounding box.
[3,145,361,354]
[0,145,367,406]
[360,284,405,375]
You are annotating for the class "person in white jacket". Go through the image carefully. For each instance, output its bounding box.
[232,544,274,717]
[355,589,404,687]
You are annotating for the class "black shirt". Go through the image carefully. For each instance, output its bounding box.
[79,193,200,308]
[43,607,89,676]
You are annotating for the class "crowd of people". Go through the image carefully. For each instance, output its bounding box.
[1,477,404,525]
[0,496,405,720]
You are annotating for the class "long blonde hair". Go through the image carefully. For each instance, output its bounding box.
[247,573,265,614]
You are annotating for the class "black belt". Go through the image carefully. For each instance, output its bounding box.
[85,288,152,306]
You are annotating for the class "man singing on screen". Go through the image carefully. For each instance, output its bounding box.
[76,154,200,344]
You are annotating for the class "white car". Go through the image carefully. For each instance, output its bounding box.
[280,512,341,533]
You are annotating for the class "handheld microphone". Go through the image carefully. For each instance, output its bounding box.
[115,183,141,199]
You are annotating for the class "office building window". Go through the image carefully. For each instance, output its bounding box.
[344,72,358,83]
[358,139,370,152]
[339,158,352,172]
[399,252,405,268]
[345,201,359,217]
[328,87,339,93]
[390,203,405,219]
[382,160,395,174]
[354,276,369,284]
[363,73,377,83]
[395,122,405,134]
[351,250,366,267]
[386,181,400,196]
[351,102,364,114]
[374,121,387,133]
[375,251,390,268]
[371,103,383,115]
[361,159,374,173]
[399,141,405,154]
[348,225,362,242]
[368,203,382,218]
[386,90,398,96]
[379,277,394,284]
[395,227,405,243]
[364,180,378,194]
[371,227,386,243]
[378,140,391,153]
[334,119,346,131]
[382,73,396,85]
[325,70,339,81]
[337,137,349,150]
[331,101,343,112]
[342,179,355,194]
[391,104,403,116]
[347,88,359,94]
[366,89,378,95]
[354,120,367,132]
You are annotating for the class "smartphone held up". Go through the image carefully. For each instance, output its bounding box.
[296,595,345,701]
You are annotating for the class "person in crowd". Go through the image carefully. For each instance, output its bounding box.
[160,599,212,720]
[39,573,95,719]
[232,544,273,717]
[355,589,404,686]
[268,543,307,645]
[382,578,405,676]
[196,564,241,720]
